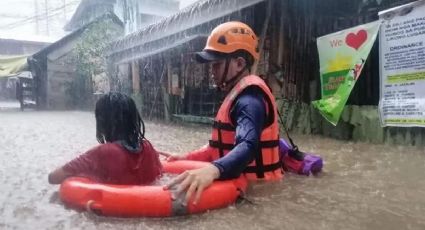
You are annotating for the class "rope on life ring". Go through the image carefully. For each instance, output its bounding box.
[85,200,96,213]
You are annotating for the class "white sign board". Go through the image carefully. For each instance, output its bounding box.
[379,0,425,127]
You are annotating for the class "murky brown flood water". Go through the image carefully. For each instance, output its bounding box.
[1,111,425,230]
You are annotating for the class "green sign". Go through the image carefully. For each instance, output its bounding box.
[312,21,381,125]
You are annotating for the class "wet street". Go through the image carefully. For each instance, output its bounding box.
[1,110,425,230]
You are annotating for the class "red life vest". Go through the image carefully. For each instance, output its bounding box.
[209,75,283,181]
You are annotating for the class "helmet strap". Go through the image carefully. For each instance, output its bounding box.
[217,58,231,88]
[218,58,249,90]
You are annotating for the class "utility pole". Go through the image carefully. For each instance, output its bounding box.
[34,0,39,35]
[44,0,49,36]
[63,0,67,21]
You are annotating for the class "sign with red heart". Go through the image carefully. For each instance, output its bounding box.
[314,21,381,126]
[345,30,368,50]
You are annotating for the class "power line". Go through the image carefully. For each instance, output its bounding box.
[0,0,80,29]
[0,0,79,28]
[0,14,27,19]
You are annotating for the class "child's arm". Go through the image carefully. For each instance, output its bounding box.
[167,144,214,162]
[47,146,100,184]
[48,167,73,184]
[156,151,171,158]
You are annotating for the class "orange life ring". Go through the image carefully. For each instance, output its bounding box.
[59,160,248,217]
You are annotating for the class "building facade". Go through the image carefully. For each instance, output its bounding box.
[107,0,425,145]
[65,0,179,35]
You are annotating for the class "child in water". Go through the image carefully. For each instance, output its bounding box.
[48,92,162,185]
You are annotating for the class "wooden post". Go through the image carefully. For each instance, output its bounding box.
[277,2,285,66]
[252,0,273,75]
[164,61,172,122]
[131,61,140,94]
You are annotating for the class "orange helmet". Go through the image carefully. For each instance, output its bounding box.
[196,21,259,63]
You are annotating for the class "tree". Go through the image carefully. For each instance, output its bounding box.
[70,15,123,108]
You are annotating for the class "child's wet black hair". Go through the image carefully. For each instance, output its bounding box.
[95,92,145,151]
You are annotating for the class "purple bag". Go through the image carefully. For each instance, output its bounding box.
[279,138,291,157]
[279,138,323,176]
[300,153,323,175]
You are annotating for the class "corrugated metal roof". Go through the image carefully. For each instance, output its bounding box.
[114,34,207,64]
[108,0,267,62]
[33,13,123,59]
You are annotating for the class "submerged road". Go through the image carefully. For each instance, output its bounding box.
[1,111,424,230]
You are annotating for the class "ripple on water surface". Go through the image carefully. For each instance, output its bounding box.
[0,111,425,230]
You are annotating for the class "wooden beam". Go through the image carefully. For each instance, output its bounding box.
[252,0,273,75]
[277,1,285,66]
[131,61,140,93]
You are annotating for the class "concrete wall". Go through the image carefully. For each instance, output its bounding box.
[277,100,425,147]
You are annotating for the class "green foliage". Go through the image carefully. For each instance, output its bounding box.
[75,18,121,77]
[69,17,122,108]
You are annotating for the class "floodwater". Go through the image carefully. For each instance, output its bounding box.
[1,110,425,230]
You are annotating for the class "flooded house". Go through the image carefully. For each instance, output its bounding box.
[107,0,424,146]
[30,13,123,109]
[30,0,179,110]
[108,0,270,121]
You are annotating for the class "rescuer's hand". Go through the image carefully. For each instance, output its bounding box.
[163,163,220,205]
